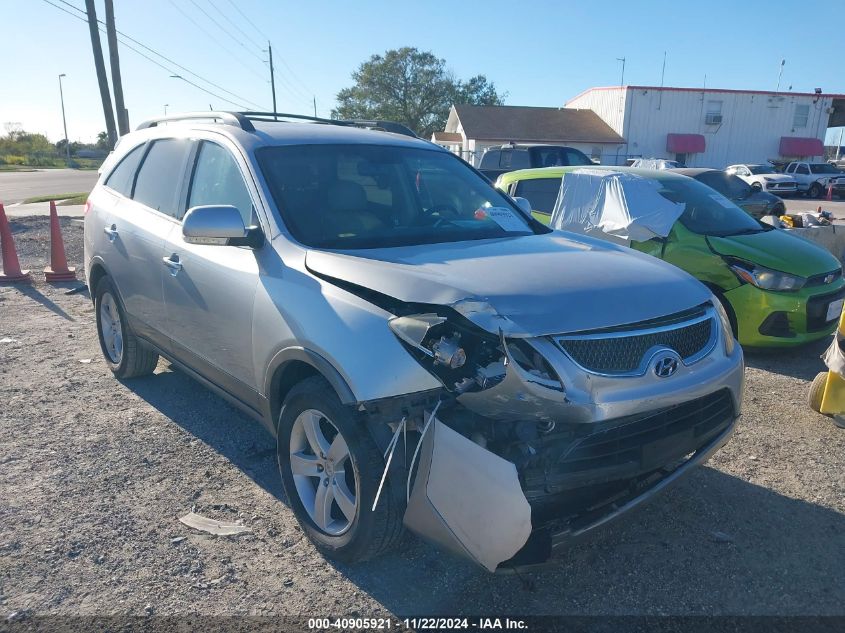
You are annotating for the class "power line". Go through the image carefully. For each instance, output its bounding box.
[55,0,264,109]
[166,0,267,82]
[40,0,261,110]
[207,0,264,52]
[187,0,265,64]
[224,0,268,41]
[216,0,316,102]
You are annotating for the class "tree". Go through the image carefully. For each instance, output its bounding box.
[96,131,110,151]
[334,47,506,138]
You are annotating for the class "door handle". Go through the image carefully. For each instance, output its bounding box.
[162,254,183,276]
[103,224,118,243]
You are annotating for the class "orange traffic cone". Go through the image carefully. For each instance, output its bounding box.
[0,202,31,283]
[827,182,834,202]
[44,200,76,282]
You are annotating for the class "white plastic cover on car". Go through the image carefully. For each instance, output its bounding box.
[549,169,686,242]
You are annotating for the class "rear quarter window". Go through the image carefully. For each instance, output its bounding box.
[104,144,145,197]
[132,139,192,217]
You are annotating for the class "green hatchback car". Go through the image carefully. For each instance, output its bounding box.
[497,166,845,348]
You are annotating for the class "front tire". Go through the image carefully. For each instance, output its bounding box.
[94,276,159,378]
[277,376,404,562]
[808,182,823,198]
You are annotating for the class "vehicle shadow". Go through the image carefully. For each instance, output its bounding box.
[743,337,829,382]
[121,364,845,615]
[123,364,286,504]
[332,467,845,616]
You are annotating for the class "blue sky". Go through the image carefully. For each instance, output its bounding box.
[3,0,844,143]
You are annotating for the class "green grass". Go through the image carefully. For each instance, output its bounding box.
[58,194,88,205]
[23,192,88,204]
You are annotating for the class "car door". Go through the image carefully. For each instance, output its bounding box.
[102,138,191,346]
[160,138,262,406]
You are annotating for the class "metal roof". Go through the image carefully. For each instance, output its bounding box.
[449,105,625,144]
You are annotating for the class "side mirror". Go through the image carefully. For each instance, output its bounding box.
[182,205,261,247]
[512,196,533,216]
[750,181,762,192]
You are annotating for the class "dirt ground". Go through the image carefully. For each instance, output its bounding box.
[1,217,844,620]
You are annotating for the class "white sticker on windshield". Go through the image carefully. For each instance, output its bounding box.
[480,206,526,232]
[709,194,735,209]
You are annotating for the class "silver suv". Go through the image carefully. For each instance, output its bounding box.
[84,112,744,572]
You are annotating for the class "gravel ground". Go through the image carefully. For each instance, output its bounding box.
[1,217,844,619]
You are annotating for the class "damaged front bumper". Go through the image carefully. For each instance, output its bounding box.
[401,389,739,572]
[366,300,745,572]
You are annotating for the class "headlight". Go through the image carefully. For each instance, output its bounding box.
[388,314,466,369]
[713,299,736,356]
[728,259,806,291]
[763,177,773,182]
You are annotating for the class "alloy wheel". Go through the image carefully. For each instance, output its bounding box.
[99,292,124,364]
[289,409,358,535]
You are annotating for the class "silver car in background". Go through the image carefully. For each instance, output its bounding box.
[84,112,744,572]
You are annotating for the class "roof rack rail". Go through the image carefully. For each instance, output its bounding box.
[337,119,418,138]
[135,110,418,139]
[136,111,255,132]
[238,112,418,138]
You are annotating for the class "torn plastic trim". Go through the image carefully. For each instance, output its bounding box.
[457,331,568,422]
[403,416,533,572]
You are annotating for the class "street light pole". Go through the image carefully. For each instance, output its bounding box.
[164,104,169,115]
[58,73,71,166]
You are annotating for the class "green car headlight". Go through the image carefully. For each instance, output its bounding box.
[728,259,806,292]
[713,300,736,356]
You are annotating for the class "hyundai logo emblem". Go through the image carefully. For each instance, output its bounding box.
[654,355,680,378]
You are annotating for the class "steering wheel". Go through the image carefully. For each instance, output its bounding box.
[421,203,461,226]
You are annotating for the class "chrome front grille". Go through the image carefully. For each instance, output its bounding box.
[554,306,716,376]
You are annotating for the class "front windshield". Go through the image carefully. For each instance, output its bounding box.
[748,165,774,175]
[810,163,841,174]
[656,176,765,237]
[257,144,538,249]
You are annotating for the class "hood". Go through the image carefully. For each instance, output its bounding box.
[305,233,712,337]
[708,229,841,278]
[756,174,794,183]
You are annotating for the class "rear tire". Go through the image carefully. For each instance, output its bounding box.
[95,276,159,378]
[808,371,828,414]
[277,376,404,562]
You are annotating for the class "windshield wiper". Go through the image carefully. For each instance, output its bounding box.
[724,227,766,236]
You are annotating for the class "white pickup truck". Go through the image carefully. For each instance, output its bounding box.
[784,161,845,198]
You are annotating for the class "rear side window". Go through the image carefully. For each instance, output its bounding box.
[514,178,562,215]
[132,139,191,217]
[104,144,145,196]
[501,149,530,169]
[479,149,500,169]
[188,141,255,224]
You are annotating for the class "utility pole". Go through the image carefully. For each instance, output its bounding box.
[84,0,117,148]
[268,41,277,118]
[658,51,666,110]
[313,96,317,118]
[58,74,71,166]
[617,57,626,87]
[104,0,128,135]
[776,59,785,93]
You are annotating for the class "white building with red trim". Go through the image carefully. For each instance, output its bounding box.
[565,86,845,167]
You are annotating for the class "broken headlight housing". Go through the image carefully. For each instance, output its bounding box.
[388,312,563,395]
